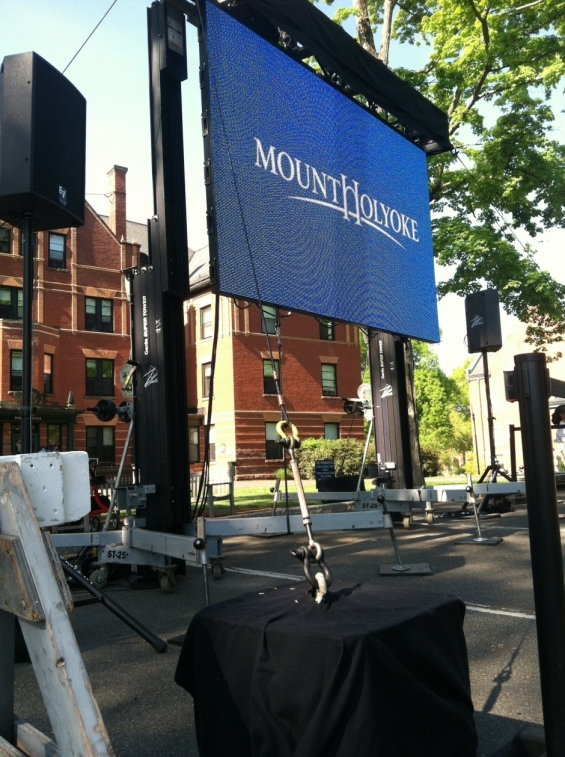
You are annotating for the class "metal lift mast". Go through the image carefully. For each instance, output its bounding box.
[129,0,191,532]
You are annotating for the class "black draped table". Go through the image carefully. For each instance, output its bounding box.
[175,581,477,757]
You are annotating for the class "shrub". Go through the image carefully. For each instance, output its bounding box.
[275,467,293,480]
[296,437,365,479]
[420,445,442,477]
[463,452,477,477]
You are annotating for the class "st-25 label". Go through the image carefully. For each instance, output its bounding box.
[105,549,129,560]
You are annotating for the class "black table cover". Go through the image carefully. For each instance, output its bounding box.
[175,581,477,757]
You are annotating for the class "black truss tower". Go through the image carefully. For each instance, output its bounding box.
[369,331,424,489]
[130,0,190,531]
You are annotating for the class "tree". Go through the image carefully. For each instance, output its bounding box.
[412,341,473,472]
[321,0,565,355]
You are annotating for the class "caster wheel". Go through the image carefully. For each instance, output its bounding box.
[403,515,412,530]
[90,569,107,589]
[160,573,175,593]
[108,514,119,530]
[89,516,100,532]
[425,512,434,525]
[212,563,223,580]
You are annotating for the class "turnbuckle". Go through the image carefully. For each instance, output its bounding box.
[291,541,332,602]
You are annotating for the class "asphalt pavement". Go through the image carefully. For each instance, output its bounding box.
[14,494,565,756]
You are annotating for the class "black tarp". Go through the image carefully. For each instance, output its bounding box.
[222,0,452,154]
[176,581,477,757]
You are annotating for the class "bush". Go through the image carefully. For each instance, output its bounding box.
[463,452,477,477]
[275,467,293,480]
[296,438,365,479]
[420,445,442,477]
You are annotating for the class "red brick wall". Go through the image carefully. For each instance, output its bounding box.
[231,307,364,477]
[0,202,132,466]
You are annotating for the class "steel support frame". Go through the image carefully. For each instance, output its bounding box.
[514,353,565,757]
[131,0,191,532]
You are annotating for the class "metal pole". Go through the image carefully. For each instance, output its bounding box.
[514,353,565,757]
[20,213,34,454]
[0,610,15,742]
[59,560,167,653]
[509,424,517,482]
[356,416,373,492]
[2,213,34,743]
[103,419,134,532]
[482,351,496,467]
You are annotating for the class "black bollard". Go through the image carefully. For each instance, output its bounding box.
[514,353,565,757]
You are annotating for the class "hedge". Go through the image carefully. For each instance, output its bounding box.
[296,437,365,479]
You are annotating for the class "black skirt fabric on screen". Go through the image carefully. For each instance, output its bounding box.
[175,581,477,757]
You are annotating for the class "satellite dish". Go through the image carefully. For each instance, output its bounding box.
[357,383,372,404]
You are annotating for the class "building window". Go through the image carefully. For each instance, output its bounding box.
[202,362,212,398]
[319,319,335,341]
[324,422,340,440]
[11,424,39,454]
[47,424,62,451]
[0,229,11,254]
[10,350,23,391]
[44,354,54,394]
[86,358,114,396]
[86,426,115,464]
[200,305,212,339]
[189,426,200,463]
[0,287,23,320]
[265,422,283,460]
[85,297,113,333]
[19,231,36,257]
[207,424,216,462]
[263,359,279,394]
[321,364,337,396]
[261,305,277,334]
[48,233,66,268]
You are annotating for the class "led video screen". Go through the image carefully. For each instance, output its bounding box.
[203,0,440,342]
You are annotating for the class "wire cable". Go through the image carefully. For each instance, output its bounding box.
[62,0,119,74]
[454,152,530,255]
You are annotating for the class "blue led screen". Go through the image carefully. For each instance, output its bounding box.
[205,1,440,342]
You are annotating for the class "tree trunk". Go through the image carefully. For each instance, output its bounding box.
[380,0,397,66]
[352,0,378,57]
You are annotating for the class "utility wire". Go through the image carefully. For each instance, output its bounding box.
[455,152,530,255]
[62,0,119,74]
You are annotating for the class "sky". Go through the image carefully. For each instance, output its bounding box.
[1,0,563,375]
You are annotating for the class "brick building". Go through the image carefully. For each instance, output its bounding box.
[186,248,365,479]
[0,166,139,466]
[0,164,364,479]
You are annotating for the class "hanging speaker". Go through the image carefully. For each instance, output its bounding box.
[0,52,86,231]
[465,289,503,353]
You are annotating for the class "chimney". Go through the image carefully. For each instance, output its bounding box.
[107,165,128,242]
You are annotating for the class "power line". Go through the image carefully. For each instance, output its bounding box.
[455,152,530,255]
[62,0,119,75]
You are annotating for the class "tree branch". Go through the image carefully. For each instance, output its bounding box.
[379,0,398,65]
[352,0,378,57]
[466,0,490,50]
[447,87,463,118]
[449,63,493,135]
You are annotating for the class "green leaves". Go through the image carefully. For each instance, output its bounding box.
[413,342,473,470]
[318,0,565,347]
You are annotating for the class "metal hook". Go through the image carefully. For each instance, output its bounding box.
[291,544,332,599]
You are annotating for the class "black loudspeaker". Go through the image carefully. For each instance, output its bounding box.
[0,52,86,231]
[465,288,503,353]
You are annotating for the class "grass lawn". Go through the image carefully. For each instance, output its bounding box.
[423,474,469,486]
[206,476,475,516]
[211,480,320,515]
